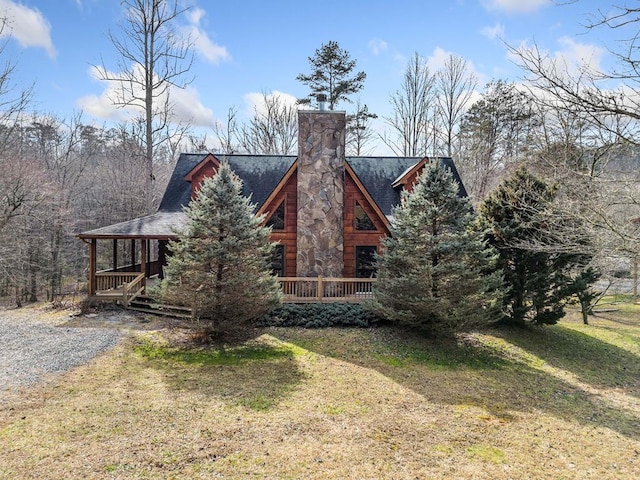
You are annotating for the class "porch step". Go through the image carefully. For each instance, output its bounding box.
[127,295,193,319]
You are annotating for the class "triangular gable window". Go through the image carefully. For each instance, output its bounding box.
[266,201,285,230]
[355,202,376,231]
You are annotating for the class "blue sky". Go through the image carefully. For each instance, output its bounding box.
[0,0,622,152]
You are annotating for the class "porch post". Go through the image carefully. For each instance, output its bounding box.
[140,238,147,288]
[158,240,167,278]
[130,240,136,271]
[88,239,96,296]
[112,239,118,271]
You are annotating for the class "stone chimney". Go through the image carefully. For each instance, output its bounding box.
[296,109,346,277]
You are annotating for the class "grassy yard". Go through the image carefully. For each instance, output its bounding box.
[0,307,639,479]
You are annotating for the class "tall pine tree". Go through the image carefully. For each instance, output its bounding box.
[157,162,281,338]
[372,161,503,334]
[296,41,366,110]
[478,166,592,326]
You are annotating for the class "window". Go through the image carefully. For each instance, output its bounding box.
[355,202,376,231]
[271,244,285,277]
[356,246,377,278]
[266,201,285,230]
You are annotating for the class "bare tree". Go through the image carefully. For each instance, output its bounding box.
[0,17,35,230]
[212,107,240,154]
[382,53,437,156]
[457,80,538,201]
[95,0,194,213]
[436,54,477,157]
[346,100,378,156]
[239,93,298,155]
[24,113,93,298]
[510,3,640,265]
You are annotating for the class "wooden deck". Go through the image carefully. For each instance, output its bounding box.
[278,277,376,303]
[91,274,376,307]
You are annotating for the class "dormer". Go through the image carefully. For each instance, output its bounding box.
[184,153,221,199]
[391,157,430,193]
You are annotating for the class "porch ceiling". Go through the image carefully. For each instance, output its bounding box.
[78,211,187,240]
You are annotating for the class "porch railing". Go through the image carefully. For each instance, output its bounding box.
[95,271,145,292]
[278,277,376,303]
[93,273,376,305]
[94,271,145,306]
[123,272,146,307]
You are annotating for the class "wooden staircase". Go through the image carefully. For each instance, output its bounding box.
[126,295,193,319]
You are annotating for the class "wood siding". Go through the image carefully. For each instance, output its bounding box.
[186,160,391,278]
[264,170,298,277]
[188,160,219,200]
[343,173,390,278]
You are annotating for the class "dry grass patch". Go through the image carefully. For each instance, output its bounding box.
[0,309,639,479]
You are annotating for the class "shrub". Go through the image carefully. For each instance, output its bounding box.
[258,303,380,328]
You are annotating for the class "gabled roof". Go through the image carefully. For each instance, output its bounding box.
[346,156,466,216]
[183,153,219,182]
[346,156,422,216]
[391,158,429,188]
[80,153,467,238]
[158,153,296,213]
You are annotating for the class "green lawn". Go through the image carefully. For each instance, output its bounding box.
[0,307,639,479]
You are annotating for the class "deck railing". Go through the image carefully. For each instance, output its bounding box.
[93,273,375,305]
[278,277,376,303]
[123,272,146,307]
[94,271,145,306]
[95,271,146,292]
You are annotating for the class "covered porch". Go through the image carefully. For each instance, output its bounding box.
[79,210,377,306]
[78,211,185,305]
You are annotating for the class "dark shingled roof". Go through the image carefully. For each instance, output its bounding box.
[80,153,467,237]
[347,156,468,216]
[160,154,467,216]
[78,211,187,239]
[158,153,296,212]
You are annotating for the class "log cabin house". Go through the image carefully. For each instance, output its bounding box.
[78,109,466,304]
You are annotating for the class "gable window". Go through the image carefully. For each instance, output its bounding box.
[271,244,285,277]
[355,202,376,231]
[266,201,285,230]
[355,246,377,278]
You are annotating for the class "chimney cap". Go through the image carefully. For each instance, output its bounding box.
[317,93,327,111]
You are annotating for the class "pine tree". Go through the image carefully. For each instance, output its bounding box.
[296,40,366,110]
[372,161,503,334]
[478,166,591,326]
[157,162,282,339]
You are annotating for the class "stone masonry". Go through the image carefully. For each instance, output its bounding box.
[296,110,345,277]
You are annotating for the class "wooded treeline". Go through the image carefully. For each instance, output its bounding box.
[0,115,177,304]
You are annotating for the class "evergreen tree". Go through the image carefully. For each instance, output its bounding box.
[157,162,282,339]
[296,40,366,110]
[372,161,503,335]
[570,266,601,325]
[478,166,592,326]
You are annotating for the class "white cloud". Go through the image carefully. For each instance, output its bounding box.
[368,38,388,56]
[243,90,299,117]
[171,85,215,127]
[0,0,56,58]
[482,0,551,14]
[76,65,215,127]
[426,47,451,71]
[555,36,605,73]
[480,23,505,40]
[509,37,605,78]
[182,7,230,64]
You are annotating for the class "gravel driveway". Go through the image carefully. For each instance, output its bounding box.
[0,311,123,397]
